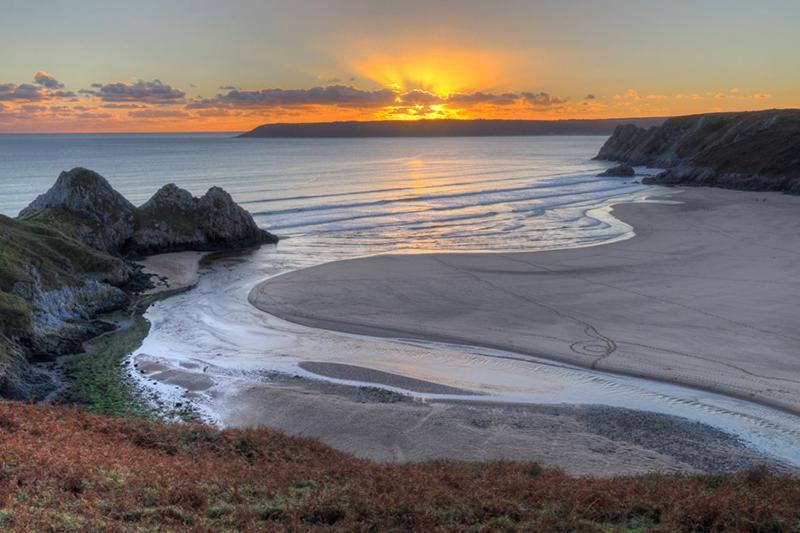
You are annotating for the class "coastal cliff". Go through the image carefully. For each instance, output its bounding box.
[1,168,277,399]
[595,109,800,194]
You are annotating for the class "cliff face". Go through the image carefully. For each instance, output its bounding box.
[0,214,131,398]
[3,168,279,399]
[595,109,800,194]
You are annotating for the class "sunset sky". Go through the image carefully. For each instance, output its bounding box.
[1,0,798,132]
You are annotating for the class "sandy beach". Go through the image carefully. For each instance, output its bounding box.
[252,187,800,415]
[127,186,800,475]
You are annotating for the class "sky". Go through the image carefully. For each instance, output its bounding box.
[0,0,798,132]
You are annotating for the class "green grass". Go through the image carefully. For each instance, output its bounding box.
[58,291,204,421]
[59,310,152,418]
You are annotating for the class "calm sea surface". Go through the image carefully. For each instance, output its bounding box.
[0,133,646,252]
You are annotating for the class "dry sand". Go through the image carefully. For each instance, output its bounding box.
[252,188,800,415]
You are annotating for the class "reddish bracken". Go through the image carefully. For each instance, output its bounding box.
[0,401,797,531]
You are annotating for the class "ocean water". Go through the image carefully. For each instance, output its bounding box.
[0,134,646,251]
[4,133,800,465]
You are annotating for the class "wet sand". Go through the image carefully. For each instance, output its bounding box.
[298,361,478,395]
[252,188,800,415]
[132,352,791,475]
[139,251,206,294]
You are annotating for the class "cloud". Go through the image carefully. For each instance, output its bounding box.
[75,111,114,120]
[676,93,704,100]
[187,84,569,116]
[129,108,189,118]
[33,71,64,89]
[624,88,641,100]
[188,85,398,109]
[447,91,519,105]
[520,91,567,107]
[752,92,771,99]
[445,91,566,107]
[195,108,234,117]
[0,83,48,101]
[101,103,145,109]
[81,79,185,104]
[585,94,596,100]
[399,89,443,105]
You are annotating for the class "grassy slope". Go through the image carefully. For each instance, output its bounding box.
[0,214,130,394]
[0,401,797,531]
[0,214,126,335]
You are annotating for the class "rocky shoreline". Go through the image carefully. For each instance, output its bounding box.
[595,109,800,194]
[0,168,277,401]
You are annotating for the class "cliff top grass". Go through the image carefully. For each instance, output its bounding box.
[0,400,797,531]
[0,214,127,336]
[0,214,125,292]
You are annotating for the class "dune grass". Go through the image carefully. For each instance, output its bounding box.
[0,401,797,531]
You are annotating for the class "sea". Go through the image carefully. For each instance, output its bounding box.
[2,133,800,465]
[0,134,646,251]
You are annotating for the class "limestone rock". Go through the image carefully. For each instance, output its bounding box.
[130,183,278,255]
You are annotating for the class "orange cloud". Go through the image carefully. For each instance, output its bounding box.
[0,68,791,132]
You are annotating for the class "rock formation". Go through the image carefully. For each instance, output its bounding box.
[20,168,137,253]
[2,168,278,399]
[132,183,277,255]
[19,167,278,256]
[597,163,635,177]
[595,109,800,194]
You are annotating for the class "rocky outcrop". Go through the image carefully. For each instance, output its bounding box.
[595,109,800,193]
[2,168,278,400]
[19,168,278,256]
[598,163,635,178]
[130,184,277,255]
[20,168,137,253]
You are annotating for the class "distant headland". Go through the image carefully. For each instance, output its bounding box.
[239,117,667,138]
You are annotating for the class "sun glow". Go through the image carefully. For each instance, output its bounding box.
[345,49,515,120]
[354,50,512,98]
[376,103,464,120]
